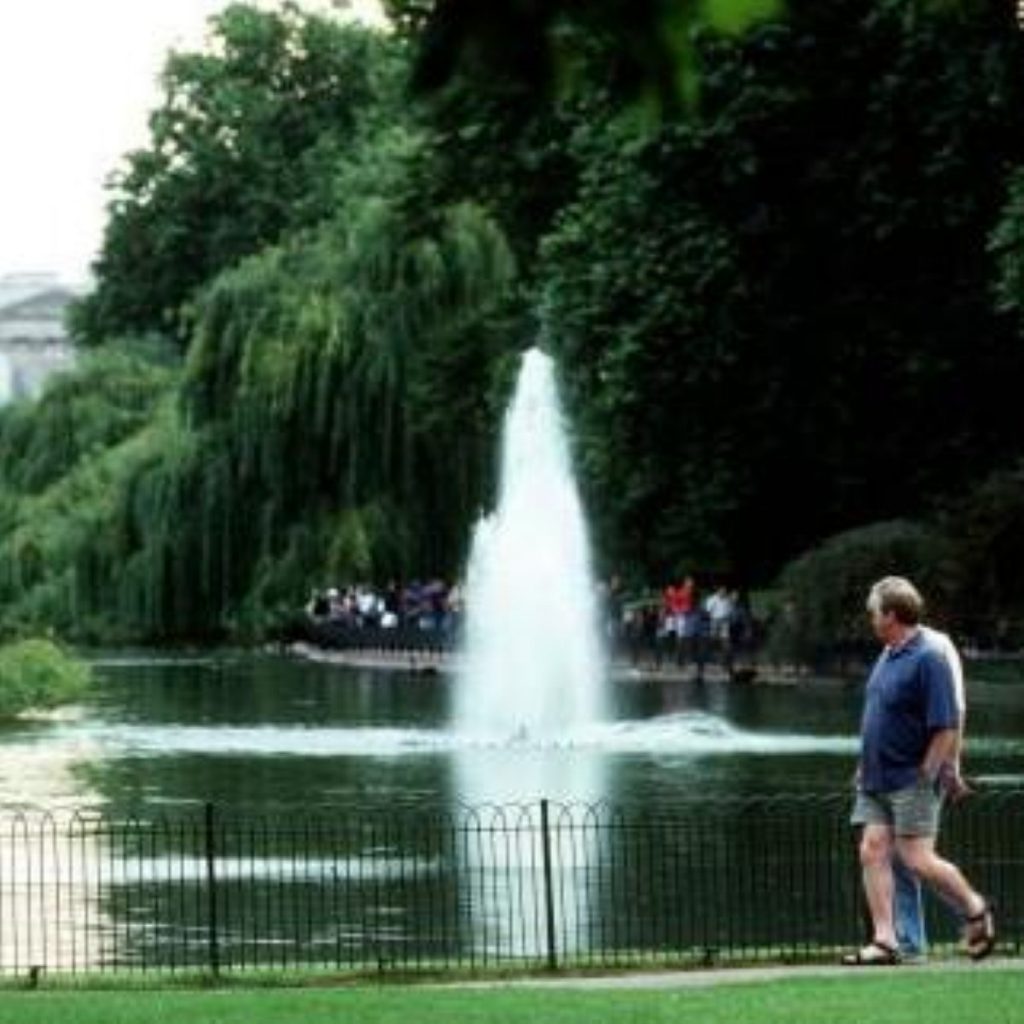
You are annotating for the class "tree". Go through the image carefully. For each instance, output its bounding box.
[71,4,399,348]
[542,0,1024,582]
[386,0,783,112]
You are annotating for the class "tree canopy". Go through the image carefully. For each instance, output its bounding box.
[71,4,402,348]
[3,0,1024,643]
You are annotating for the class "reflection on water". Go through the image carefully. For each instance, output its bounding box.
[0,726,105,813]
[0,818,105,970]
[453,736,607,959]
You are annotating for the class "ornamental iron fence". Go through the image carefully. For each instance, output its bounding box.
[0,792,1019,976]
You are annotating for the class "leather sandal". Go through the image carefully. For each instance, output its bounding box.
[964,902,996,961]
[841,940,902,966]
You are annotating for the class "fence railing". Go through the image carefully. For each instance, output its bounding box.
[301,619,841,678]
[301,618,1024,679]
[0,792,1020,976]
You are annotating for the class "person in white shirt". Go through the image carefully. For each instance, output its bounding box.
[892,623,970,961]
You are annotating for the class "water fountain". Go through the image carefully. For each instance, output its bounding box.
[453,346,608,957]
[456,347,607,746]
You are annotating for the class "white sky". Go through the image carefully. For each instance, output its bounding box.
[0,1,386,285]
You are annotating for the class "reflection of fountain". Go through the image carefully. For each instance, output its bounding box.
[0,816,111,971]
[0,732,112,970]
[454,347,607,961]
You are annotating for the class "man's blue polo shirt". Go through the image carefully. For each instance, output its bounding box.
[859,630,958,793]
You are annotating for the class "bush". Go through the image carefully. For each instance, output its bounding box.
[938,463,1024,645]
[768,520,953,670]
[0,639,92,718]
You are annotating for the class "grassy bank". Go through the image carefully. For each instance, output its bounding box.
[0,970,1020,1024]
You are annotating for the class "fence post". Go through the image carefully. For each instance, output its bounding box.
[539,799,558,971]
[204,802,221,977]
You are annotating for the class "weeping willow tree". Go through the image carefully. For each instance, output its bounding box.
[0,2,519,644]
[118,188,517,639]
[0,344,181,642]
[0,190,515,642]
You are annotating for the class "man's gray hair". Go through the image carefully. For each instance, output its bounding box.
[866,576,924,626]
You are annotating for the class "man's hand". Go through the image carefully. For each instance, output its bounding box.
[938,762,974,804]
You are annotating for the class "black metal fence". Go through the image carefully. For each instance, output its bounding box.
[0,792,1021,976]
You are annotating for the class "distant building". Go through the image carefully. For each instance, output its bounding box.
[0,273,81,404]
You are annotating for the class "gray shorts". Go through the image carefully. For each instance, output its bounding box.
[850,779,943,837]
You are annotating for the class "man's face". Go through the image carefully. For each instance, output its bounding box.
[868,605,897,644]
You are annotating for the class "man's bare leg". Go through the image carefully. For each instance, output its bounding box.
[894,836,985,917]
[860,824,897,948]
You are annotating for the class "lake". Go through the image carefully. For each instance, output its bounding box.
[2,651,1020,816]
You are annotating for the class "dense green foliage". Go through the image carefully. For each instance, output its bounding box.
[71,6,403,348]
[387,0,783,111]
[3,8,517,642]
[2,167,514,641]
[0,639,91,718]
[155,191,514,638]
[544,0,1024,581]
[3,0,1024,645]
[0,346,179,641]
[766,520,953,665]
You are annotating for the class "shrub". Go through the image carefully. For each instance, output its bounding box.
[768,520,953,670]
[938,463,1024,645]
[0,639,92,718]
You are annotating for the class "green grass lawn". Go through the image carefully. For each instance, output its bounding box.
[0,971,1021,1024]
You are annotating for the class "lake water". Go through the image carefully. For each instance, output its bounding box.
[2,652,1021,816]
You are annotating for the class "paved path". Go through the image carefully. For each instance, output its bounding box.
[446,957,1021,990]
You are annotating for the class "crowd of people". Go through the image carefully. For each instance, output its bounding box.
[599,576,763,672]
[306,580,464,635]
[305,573,764,672]
[625,577,754,641]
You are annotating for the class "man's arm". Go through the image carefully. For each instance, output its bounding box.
[940,710,973,801]
[920,727,958,784]
[951,710,965,768]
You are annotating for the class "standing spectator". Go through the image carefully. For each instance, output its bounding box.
[597,575,625,653]
[662,580,685,638]
[663,576,696,666]
[705,585,733,637]
[382,581,401,629]
[306,588,329,620]
[705,585,734,669]
[446,581,464,637]
[356,584,379,627]
[402,581,423,628]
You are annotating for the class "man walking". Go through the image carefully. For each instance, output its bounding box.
[893,622,970,961]
[843,576,995,965]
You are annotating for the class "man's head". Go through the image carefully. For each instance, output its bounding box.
[866,576,923,644]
